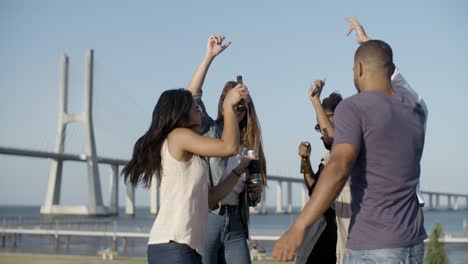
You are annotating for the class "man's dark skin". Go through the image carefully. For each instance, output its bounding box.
[273,17,397,262]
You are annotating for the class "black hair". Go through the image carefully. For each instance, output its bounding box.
[122,89,193,187]
[355,39,395,76]
[322,92,343,113]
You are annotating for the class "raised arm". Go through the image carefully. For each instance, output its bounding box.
[169,84,248,158]
[391,69,428,129]
[309,80,335,140]
[345,16,370,44]
[346,17,428,129]
[186,35,231,95]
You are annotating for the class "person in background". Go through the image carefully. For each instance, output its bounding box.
[186,35,267,264]
[296,86,343,264]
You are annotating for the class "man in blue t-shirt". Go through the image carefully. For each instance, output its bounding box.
[273,18,427,263]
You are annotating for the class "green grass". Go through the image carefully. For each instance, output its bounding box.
[0,253,294,264]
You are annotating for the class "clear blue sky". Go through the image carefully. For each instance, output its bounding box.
[1,0,467,207]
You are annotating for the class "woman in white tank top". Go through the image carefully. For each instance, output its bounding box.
[122,86,252,264]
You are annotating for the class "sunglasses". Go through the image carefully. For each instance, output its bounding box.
[315,113,334,133]
[314,124,321,133]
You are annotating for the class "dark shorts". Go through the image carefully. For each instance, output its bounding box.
[306,208,337,264]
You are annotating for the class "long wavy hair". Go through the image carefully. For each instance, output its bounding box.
[122,89,194,188]
[216,81,267,185]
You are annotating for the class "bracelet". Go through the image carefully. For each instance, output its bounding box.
[232,169,242,177]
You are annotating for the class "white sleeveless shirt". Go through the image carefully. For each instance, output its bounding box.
[148,139,208,255]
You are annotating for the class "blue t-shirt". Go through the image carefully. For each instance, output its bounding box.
[333,90,427,250]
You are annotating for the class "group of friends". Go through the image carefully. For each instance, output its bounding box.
[122,17,428,264]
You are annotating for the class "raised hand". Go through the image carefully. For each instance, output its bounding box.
[309,79,325,102]
[298,141,311,158]
[345,17,370,44]
[205,35,232,58]
[247,180,263,195]
[223,84,249,109]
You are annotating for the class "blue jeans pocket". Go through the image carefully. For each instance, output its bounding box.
[344,243,424,264]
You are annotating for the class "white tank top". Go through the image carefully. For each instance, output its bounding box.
[148,139,208,255]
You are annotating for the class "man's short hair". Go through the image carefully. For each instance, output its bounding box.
[354,40,394,75]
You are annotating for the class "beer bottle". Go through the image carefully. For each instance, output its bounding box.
[235,75,247,112]
[300,142,313,176]
[236,75,243,85]
[246,150,262,185]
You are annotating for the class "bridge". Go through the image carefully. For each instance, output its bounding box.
[1,145,467,215]
[1,50,466,216]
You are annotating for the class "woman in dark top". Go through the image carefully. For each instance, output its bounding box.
[298,80,343,264]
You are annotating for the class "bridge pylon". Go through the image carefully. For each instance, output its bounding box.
[40,50,110,216]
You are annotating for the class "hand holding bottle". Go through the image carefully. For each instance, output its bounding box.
[298,141,311,158]
[299,142,313,175]
[223,84,249,110]
[309,79,326,103]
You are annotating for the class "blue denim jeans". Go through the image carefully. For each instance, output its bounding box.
[148,242,202,264]
[203,205,251,264]
[343,242,425,264]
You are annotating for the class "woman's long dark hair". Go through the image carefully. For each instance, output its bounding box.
[216,81,267,185]
[122,89,193,188]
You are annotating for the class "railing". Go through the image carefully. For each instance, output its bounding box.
[2,226,467,252]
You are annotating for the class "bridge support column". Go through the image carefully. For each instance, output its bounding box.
[448,195,452,210]
[453,196,459,210]
[41,50,108,216]
[125,183,135,215]
[53,234,59,250]
[260,190,267,214]
[436,194,440,209]
[428,194,433,209]
[276,181,285,214]
[41,55,68,215]
[110,165,119,215]
[287,182,292,214]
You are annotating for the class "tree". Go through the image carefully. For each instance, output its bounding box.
[425,222,449,264]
